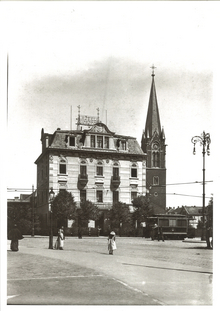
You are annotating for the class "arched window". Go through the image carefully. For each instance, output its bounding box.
[80,160,87,176]
[113,162,119,178]
[96,160,103,176]
[152,152,160,167]
[59,159,67,174]
[131,163,137,178]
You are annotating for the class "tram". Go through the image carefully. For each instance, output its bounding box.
[147,214,188,240]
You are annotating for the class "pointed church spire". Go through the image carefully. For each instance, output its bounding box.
[144,66,161,138]
[161,126,165,140]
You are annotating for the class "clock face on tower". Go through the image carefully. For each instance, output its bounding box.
[153,143,159,150]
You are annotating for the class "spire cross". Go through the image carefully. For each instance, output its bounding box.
[150,64,157,77]
[97,107,100,122]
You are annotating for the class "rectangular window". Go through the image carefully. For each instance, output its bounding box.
[131,168,137,178]
[113,167,119,178]
[91,135,95,148]
[80,190,86,202]
[97,166,103,176]
[96,190,103,203]
[153,176,159,185]
[104,136,109,148]
[69,136,75,146]
[177,219,187,227]
[113,191,119,203]
[80,165,87,176]
[60,163,66,174]
[169,219,176,227]
[131,191,137,202]
[97,136,103,148]
[121,141,126,150]
[159,219,169,227]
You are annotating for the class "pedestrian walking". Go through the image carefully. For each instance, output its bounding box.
[55,226,65,250]
[8,224,24,252]
[158,226,165,242]
[108,231,116,255]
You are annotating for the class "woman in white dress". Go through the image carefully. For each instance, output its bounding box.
[58,226,65,250]
[108,231,116,255]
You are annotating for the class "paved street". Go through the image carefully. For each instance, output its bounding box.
[6,236,213,305]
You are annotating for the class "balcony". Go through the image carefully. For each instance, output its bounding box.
[111,176,121,189]
[78,174,88,189]
[129,177,139,186]
[95,175,105,185]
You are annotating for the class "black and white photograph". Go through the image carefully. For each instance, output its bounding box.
[1,0,219,308]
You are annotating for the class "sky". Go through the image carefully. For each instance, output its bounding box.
[1,1,219,208]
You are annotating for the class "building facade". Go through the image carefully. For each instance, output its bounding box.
[35,122,147,233]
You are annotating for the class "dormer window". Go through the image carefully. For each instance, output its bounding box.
[121,140,126,150]
[104,136,109,149]
[97,136,103,148]
[91,135,95,148]
[69,136,75,146]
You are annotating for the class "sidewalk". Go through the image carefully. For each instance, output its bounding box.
[182,237,207,243]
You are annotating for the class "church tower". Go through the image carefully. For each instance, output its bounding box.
[141,66,166,211]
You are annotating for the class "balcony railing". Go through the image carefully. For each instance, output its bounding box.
[111,176,121,189]
[78,174,88,189]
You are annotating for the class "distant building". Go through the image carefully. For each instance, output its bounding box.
[167,205,205,230]
[7,194,34,235]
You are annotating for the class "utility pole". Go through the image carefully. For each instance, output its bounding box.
[31,184,35,237]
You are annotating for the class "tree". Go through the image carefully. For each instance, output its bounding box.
[108,202,132,236]
[7,202,41,235]
[132,195,153,236]
[78,200,100,227]
[132,195,153,223]
[76,200,100,237]
[51,190,77,227]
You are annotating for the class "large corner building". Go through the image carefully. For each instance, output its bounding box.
[35,71,166,233]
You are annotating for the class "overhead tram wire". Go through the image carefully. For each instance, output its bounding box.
[7,180,213,193]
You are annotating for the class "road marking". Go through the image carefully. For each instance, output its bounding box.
[122,262,213,275]
[112,277,164,305]
[8,274,104,281]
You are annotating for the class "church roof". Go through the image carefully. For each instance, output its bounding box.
[145,75,161,138]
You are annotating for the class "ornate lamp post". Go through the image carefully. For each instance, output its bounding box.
[191,131,211,240]
[48,187,55,249]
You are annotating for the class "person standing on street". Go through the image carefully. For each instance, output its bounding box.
[8,224,24,252]
[108,231,116,255]
[151,223,158,241]
[58,226,65,250]
[158,226,165,242]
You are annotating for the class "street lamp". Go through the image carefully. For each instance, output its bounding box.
[49,187,55,249]
[191,131,211,241]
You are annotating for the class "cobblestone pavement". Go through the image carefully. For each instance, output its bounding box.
[6,236,213,306]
